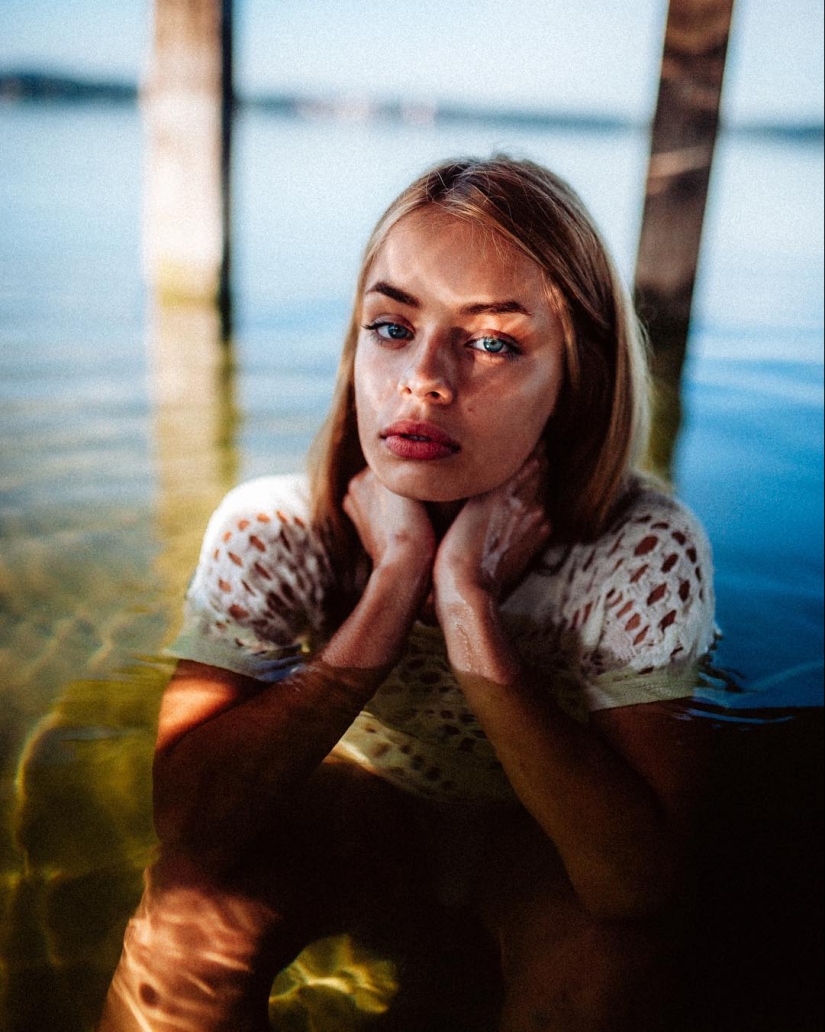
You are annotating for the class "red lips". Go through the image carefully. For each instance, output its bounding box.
[380,421,460,461]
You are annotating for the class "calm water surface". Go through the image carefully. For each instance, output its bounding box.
[0,104,822,1030]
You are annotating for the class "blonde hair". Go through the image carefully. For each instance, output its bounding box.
[309,155,649,598]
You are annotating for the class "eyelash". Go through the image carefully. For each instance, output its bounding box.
[468,335,522,359]
[362,320,411,342]
[361,321,522,359]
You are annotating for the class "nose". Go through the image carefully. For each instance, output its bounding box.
[398,336,455,404]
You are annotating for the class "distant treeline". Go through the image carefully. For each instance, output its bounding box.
[1,70,822,141]
[0,71,137,104]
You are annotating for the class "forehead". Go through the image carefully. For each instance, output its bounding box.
[365,210,549,304]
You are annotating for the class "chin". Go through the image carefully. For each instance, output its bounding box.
[409,487,468,505]
[385,479,464,505]
[375,463,491,504]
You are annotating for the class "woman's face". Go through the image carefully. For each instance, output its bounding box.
[354,210,565,504]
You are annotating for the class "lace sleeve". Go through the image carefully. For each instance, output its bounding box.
[165,475,331,682]
[579,494,716,709]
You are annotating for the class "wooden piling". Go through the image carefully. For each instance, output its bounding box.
[635,0,736,477]
[142,0,233,317]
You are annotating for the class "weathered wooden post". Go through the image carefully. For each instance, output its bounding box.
[142,0,233,324]
[635,0,736,477]
[143,1,238,609]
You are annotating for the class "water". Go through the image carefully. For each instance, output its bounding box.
[0,103,822,1030]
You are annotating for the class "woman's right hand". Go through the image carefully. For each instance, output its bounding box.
[153,472,435,860]
[343,467,436,577]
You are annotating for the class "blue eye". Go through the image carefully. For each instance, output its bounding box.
[364,321,411,341]
[469,335,518,356]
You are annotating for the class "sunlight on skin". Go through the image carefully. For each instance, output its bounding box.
[99,858,283,1031]
[154,670,258,755]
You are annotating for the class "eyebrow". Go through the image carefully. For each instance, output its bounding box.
[365,280,532,317]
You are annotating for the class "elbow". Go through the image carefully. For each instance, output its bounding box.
[575,851,681,922]
[151,745,258,875]
[151,791,186,852]
[151,777,184,852]
[581,879,675,922]
[151,748,204,854]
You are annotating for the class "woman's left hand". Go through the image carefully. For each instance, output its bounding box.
[433,450,552,609]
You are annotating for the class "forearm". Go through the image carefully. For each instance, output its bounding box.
[154,562,429,859]
[441,591,678,918]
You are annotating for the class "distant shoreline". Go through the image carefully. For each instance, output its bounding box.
[1,70,822,142]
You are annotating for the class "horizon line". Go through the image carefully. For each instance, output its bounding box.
[0,68,822,138]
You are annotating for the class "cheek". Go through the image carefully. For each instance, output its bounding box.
[353,355,374,421]
[483,373,560,441]
[469,381,559,480]
[519,366,564,441]
[354,348,390,409]
[461,423,536,490]
[353,359,391,463]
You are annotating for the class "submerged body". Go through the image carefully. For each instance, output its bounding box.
[100,157,717,1032]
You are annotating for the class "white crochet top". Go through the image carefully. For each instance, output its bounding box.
[168,473,716,804]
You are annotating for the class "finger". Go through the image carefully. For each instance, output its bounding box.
[533,515,553,543]
[521,448,546,478]
[530,440,549,465]
[349,466,373,493]
[507,456,546,502]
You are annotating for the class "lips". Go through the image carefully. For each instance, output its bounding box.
[380,420,460,461]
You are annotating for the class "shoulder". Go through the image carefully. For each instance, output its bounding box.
[197,473,317,563]
[177,471,332,649]
[168,473,328,674]
[579,480,715,676]
[515,479,716,698]
[530,479,713,607]
[597,480,713,590]
[191,471,331,615]
[204,473,311,536]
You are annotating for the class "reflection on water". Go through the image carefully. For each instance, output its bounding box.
[269,936,398,1030]
[147,300,240,625]
[4,659,405,1032]
[0,298,241,1031]
[101,852,288,1031]
[2,664,166,1032]
[104,873,399,1032]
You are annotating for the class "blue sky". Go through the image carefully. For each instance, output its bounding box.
[0,0,822,125]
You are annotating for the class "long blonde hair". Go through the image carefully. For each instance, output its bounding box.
[308,155,650,600]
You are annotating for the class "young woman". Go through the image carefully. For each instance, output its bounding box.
[100,156,716,1032]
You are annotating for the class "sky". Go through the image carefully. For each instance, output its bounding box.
[0,0,823,126]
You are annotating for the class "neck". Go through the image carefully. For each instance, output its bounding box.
[426,500,465,540]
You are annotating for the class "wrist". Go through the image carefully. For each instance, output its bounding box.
[322,562,428,672]
[371,551,433,597]
[434,566,493,610]
[436,588,520,685]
